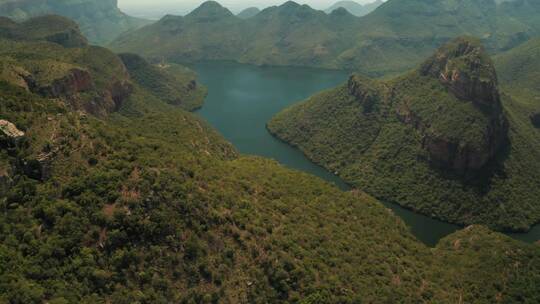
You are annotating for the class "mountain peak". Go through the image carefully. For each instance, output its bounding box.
[280,1,302,9]
[187,1,234,20]
[329,7,354,17]
[237,7,260,19]
[420,37,500,108]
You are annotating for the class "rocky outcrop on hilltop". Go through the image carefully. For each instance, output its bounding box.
[0,119,24,147]
[420,37,501,109]
[407,38,508,174]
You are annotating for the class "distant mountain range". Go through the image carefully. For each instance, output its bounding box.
[324,0,383,17]
[111,0,540,76]
[237,7,261,19]
[0,0,150,44]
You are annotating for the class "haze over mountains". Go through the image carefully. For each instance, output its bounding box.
[112,0,540,76]
[0,0,150,44]
[324,0,383,16]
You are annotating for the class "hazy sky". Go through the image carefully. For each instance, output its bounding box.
[118,0,377,14]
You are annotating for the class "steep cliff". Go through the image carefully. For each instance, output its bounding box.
[401,38,509,173]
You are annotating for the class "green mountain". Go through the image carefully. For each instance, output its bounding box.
[495,37,540,102]
[111,0,540,76]
[118,53,206,111]
[237,7,260,19]
[269,37,540,231]
[324,0,383,17]
[112,1,360,67]
[0,0,150,44]
[2,16,540,303]
[0,14,87,47]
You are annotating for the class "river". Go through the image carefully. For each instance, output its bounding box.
[191,61,540,246]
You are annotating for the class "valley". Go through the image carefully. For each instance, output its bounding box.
[1,0,540,302]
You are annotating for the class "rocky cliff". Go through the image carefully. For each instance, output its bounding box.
[420,37,501,109]
[402,38,509,174]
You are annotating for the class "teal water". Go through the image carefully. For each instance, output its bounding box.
[191,61,540,246]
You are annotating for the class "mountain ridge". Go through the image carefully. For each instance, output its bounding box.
[111,0,540,76]
[324,0,383,17]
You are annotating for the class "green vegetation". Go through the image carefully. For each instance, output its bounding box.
[118,53,207,111]
[0,0,150,44]
[495,37,540,104]
[1,16,540,304]
[111,0,540,76]
[269,37,540,231]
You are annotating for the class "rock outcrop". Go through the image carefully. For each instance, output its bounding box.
[106,80,133,111]
[0,119,24,148]
[404,37,509,174]
[420,37,501,109]
[37,68,93,97]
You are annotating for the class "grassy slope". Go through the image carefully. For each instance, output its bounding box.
[1,16,540,304]
[268,40,540,231]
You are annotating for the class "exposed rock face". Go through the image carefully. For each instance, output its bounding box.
[420,37,501,109]
[107,80,133,111]
[81,79,133,116]
[24,67,132,116]
[0,119,24,139]
[0,119,24,149]
[421,124,506,172]
[406,37,508,174]
[37,68,93,97]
